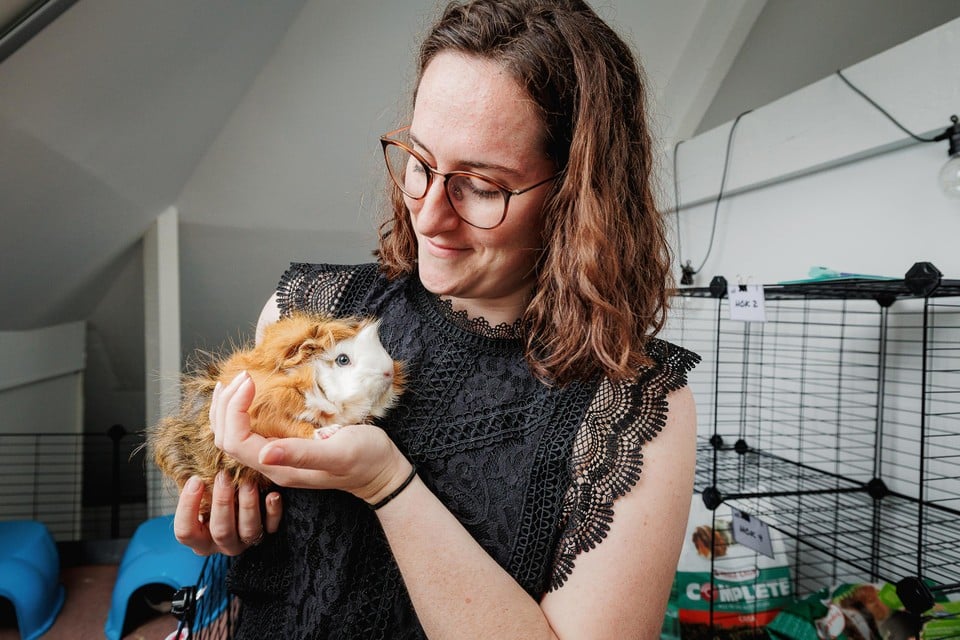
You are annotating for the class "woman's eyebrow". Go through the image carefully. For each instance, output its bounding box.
[409,132,523,178]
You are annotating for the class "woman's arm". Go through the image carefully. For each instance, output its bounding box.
[368,386,697,640]
[539,385,697,637]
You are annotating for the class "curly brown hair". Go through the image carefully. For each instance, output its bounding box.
[376,0,674,386]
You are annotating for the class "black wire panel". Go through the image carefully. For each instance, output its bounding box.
[182,554,237,640]
[676,274,960,302]
[694,443,960,590]
[0,431,148,540]
[666,268,960,635]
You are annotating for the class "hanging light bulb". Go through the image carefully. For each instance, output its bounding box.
[936,115,960,199]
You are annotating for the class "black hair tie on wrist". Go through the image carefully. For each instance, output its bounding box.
[368,465,418,511]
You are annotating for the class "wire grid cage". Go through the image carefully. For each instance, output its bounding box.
[171,553,238,640]
[663,263,960,637]
[0,428,147,541]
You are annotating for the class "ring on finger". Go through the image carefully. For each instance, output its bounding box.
[240,528,265,547]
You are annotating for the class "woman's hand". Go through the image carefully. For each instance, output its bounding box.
[213,370,412,503]
[174,370,284,556]
[173,472,282,556]
[174,370,413,555]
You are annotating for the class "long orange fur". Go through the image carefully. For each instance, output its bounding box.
[147,314,404,500]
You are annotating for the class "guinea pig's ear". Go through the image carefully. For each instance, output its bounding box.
[282,337,322,368]
[352,320,387,356]
[357,319,382,341]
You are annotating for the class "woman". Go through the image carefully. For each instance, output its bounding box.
[174,1,699,638]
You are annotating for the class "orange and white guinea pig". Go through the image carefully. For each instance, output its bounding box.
[148,313,405,495]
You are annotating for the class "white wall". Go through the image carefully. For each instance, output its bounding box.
[0,321,85,434]
[174,0,437,350]
[175,0,433,235]
[672,17,960,286]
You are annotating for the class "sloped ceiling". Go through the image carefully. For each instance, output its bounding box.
[0,0,307,329]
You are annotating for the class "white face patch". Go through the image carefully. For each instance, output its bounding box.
[307,322,401,426]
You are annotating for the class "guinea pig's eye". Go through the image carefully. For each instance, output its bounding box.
[335,353,351,367]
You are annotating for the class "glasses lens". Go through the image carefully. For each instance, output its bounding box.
[384,143,428,198]
[382,140,508,229]
[445,174,506,229]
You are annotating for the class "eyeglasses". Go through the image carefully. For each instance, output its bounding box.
[380,126,560,230]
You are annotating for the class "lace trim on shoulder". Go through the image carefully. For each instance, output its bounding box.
[276,263,376,317]
[548,339,700,591]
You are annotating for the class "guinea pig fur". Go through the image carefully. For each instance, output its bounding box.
[147,313,405,496]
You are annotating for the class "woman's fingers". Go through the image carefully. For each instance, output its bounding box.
[174,373,282,557]
[207,472,247,556]
[210,372,266,469]
[264,491,283,534]
[236,481,266,546]
[259,426,368,471]
[173,476,217,556]
[174,474,277,557]
[209,381,222,442]
[255,426,403,498]
[221,373,256,451]
[211,371,253,448]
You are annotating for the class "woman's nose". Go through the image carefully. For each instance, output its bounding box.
[412,177,460,235]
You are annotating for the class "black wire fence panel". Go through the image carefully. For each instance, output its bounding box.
[0,427,148,540]
[663,267,960,635]
[170,554,238,640]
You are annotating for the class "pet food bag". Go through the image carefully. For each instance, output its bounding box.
[667,495,793,639]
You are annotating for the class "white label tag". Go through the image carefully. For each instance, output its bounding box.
[731,509,775,559]
[728,284,766,322]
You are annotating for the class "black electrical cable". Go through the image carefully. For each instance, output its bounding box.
[835,68,939,143]
[673,109,752,281]
[672,138,685,275]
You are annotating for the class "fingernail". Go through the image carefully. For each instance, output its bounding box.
[260,445,284,465]
[230,371,248,386]
[185,476,203,494]
[216,471,229,487]
[267,494,280,509]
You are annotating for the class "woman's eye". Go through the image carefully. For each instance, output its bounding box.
[456,175,500,200]
[335,354,351,366]
[468,182,500,200]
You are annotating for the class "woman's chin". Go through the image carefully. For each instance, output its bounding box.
[418,269,459,297]
[417,254,462,294]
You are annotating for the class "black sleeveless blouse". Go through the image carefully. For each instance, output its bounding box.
[227,263,699,639]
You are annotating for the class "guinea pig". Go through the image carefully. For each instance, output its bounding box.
[147,313,405,496]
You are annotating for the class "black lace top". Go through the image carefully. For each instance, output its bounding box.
[227,263,699,639]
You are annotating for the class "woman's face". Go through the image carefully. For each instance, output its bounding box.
[407,52,556,325]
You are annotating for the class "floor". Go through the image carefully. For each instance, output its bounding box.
[0,564,176,640]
